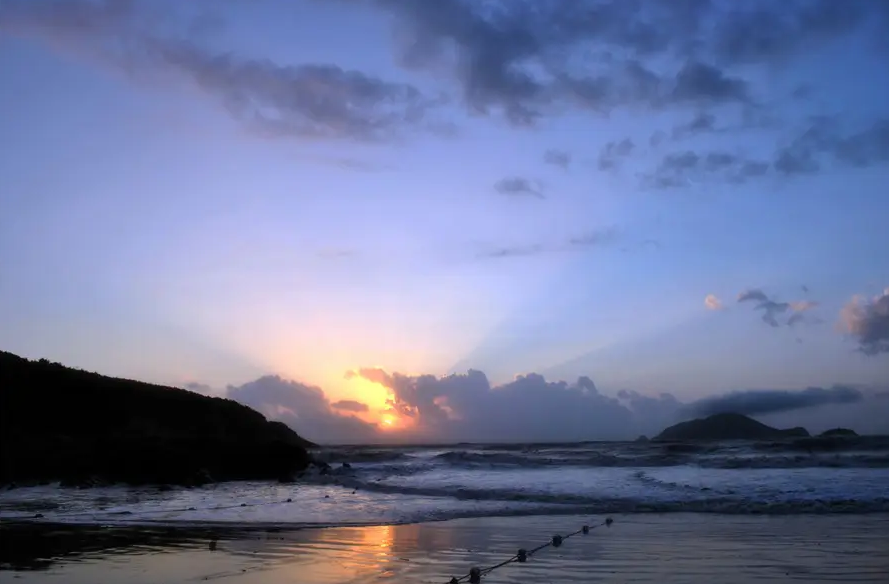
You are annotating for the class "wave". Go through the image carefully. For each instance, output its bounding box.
[311,449,412,464]
[423,449,889,470]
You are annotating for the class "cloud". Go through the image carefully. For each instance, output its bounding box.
[672,111,717,139]
[0,0,438,142]
[348,1,776,124]
[737,288,819,328]
[225,376,379,443]
[476,244,546,260]
[704,294,724,311]
[597,138,635,171]
[338,368,887,441]
[331,399,370,413]
[839,288,889,355]
[477,227,620,260]
[638,116,888,190]
[349,0,889,127]
[188,369,888,443]
[345,368,659,442]
[493,177,545,199]
[685,386,864,418]
[543,149,571,169]
[712,1,872,66]
[568,227,620,248]
[775,118,889,175]
[670,61,749,104]
[642,149,772,189]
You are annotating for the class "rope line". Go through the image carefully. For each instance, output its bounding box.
[446,517,614,584]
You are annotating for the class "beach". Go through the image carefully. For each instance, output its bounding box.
[3,514,888,583]
[3,440,889,582]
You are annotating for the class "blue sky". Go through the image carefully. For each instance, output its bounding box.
[1,0,888,442]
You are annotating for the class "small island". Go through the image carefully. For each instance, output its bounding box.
[818,428,858,438]
[654,412,810,441]
[0,351,314,487]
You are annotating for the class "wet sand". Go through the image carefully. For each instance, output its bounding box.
[2,514,887,583]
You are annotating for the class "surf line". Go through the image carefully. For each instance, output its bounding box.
[446,517,614,583]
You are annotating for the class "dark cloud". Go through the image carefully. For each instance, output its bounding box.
[686,386,864,418]
[704,152,737,170]
[736,289,819,328]
[331,399,370,413]
[597,138,635,171]
[731,160,771,183]
[345,0,783,124]
[225,376,379,443]
[840,288,889,355]
[543,149,571,169]
[641,150,699,189]
[712,1,870,66]
[775,118,889,175]
[643,148,771,189]
[347,0,888,126]
[672,111,717,139]
[0,0,438,142]
[670,61,749,104]
[494,177,545,199]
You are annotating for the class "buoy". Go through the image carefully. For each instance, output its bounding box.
[582,525,589,534]
[469,567,481,583]
[517,548,527,562]
[552,534,563,547]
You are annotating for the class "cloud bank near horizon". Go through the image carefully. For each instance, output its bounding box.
[188,369,889,444]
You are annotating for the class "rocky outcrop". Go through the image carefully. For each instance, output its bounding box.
[0,351,314,487]
[654,413,811,442]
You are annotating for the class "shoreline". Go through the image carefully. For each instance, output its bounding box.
[3,513,888,583]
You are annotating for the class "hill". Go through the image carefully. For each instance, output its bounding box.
[654,413,810,441]
[819,428,858,438]
[0,351,314,486]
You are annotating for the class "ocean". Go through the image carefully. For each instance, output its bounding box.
[2,436,888,527]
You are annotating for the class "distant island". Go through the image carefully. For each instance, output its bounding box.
[0,351,314,487]
[818,428,858,438]
[654,413,811,441]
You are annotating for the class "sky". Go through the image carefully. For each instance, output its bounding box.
[1,0,888,443]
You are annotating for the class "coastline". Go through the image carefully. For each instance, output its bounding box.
[3,513,888,583]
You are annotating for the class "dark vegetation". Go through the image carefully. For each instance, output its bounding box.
[0,351,314,487]
[655,413,810,441]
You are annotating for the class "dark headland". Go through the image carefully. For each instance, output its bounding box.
[654,413,810,441]
[0,351,314,487]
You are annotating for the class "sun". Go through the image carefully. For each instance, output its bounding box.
[381,416,395,427]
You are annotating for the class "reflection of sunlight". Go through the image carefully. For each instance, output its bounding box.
[365,524,394,557]
[288,524,396,582]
